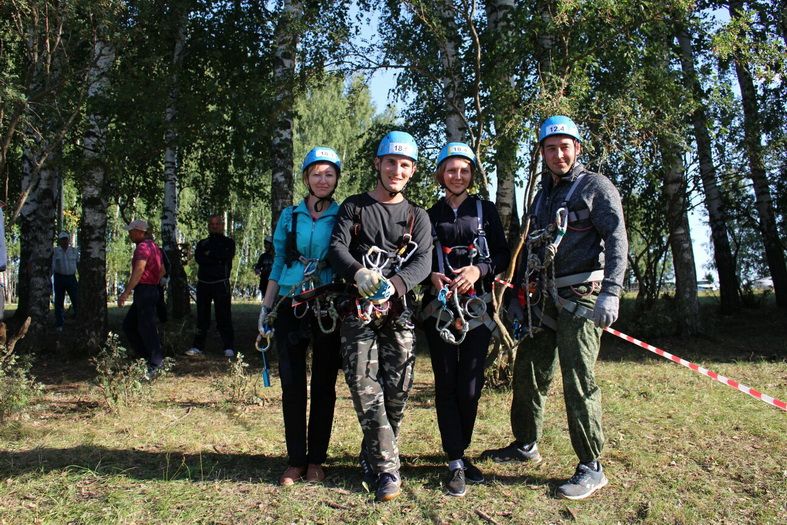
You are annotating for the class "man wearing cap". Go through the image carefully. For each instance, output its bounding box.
[119,219,164,378]
[328,131,432,502]
[481,116,628,500]
[52,231,79,331]
[186,214,236,358]
[253,236,274,298]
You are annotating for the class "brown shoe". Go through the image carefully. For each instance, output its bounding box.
[279,466,305,486]
[305,464,325,483]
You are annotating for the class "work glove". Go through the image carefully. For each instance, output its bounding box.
[592,292,619,329]
[258,305,273,335]
[354,267,381,297]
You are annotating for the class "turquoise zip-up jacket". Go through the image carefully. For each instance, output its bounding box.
[269,199,339,297]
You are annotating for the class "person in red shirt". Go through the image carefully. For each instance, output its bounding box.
[119,219,164,379]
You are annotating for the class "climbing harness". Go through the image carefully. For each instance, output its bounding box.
[424,197,494,345]
[516,172,600,339]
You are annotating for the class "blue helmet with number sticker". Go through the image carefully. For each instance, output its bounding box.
[302,146,342,176]
[539,116,582,144]
[377,131,418,162]
[436,142,476,168]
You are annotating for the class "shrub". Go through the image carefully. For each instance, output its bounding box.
[92,333,172,411]
[0,352,42,423]
[211,352,258,405]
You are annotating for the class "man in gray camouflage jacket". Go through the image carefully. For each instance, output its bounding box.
[481,115,628,501]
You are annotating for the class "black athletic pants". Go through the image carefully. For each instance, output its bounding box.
[274,298,342,467]
[423,322,492,461]
[192,280,234,351]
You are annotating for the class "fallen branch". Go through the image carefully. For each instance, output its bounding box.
[475,509,500,525]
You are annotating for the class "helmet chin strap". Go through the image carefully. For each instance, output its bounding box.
[307,185,334,213]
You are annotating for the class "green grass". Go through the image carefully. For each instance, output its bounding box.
[1,301,785,524]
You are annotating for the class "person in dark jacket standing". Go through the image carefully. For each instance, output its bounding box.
[481,116,628,501]
[421,142,510,497]
[186,214,236,358]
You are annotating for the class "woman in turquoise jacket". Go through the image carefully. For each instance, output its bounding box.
[258,147,343,486]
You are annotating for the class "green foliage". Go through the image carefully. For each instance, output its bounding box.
[211,352,258,405]
[0,352,42,423]
[91,333,172,411]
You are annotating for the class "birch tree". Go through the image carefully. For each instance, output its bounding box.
[77,26,115,350]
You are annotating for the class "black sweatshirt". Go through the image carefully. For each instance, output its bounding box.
[427,195,511,294]
[328,193,433,297]
[194,233,236,282]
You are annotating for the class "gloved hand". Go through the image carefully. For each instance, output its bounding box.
[507,297,524,323]
[258,305,273,335]
[354,267,381,297]
[367,277,394,305]
[592,292,619,328]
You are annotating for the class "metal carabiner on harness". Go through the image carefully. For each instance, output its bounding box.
[314,296,338,334]
[463,293,487,319]
[435,285,469,345]
[362,246,392,272]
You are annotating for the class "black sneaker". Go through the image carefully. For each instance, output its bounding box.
[557,462,608,500]
[375,472,401,502]
[445,468,466,497]
[462,457,485,483]
[480,441,542,463]
[359,451,377,492]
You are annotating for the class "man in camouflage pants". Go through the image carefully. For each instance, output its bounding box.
[482,116,628,500]
[329,131,432,502]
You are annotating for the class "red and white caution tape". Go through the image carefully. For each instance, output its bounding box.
[604,327,787,412]
[494,277,515,289]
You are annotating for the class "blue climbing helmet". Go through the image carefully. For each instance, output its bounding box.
[301,146,342,176]
[435,142,476,190]
[538,115,582,144]
[377,131,418,162]
[436,142,476,167]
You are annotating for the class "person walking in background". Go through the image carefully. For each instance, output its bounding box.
[254,236,274,298]
[481,116,628,500]
[257,147,343,486]
[186,214,236,358]
[52,231,79,331]
[119,220,164,379]
[421,142,510,497]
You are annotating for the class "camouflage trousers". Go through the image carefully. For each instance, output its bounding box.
[512,290,605,463]
[340,311,416,475]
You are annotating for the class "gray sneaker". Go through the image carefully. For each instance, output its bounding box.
[480,441,542,463]
[557,462,608,500]
[185,347,203,357]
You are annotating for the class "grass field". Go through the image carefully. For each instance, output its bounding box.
[1,299,785,524]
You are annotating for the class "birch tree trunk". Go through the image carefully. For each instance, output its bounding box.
[676,27,741,313]
[17,143,59,339]
[439,1,467,142]
[486,0,518,234]
[728,0,787,308]
[77,36,115,350]
[162,11,190,319]
[270,0,302,231]
[660,137,700,334]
